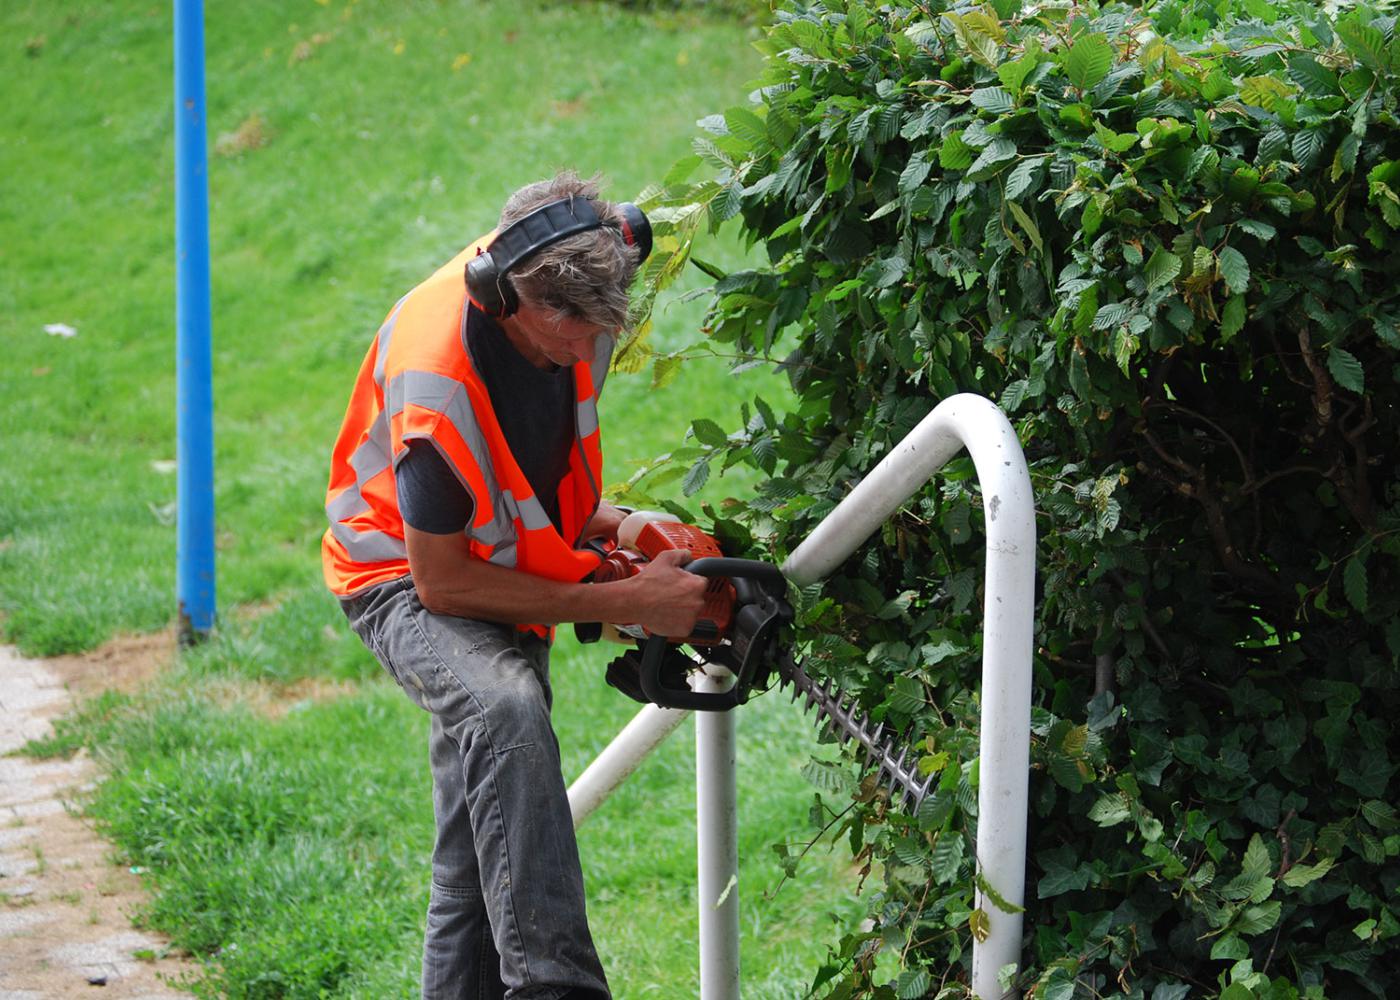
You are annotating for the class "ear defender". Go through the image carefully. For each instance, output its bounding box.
[466,197,653,318]
[617,201,652,264]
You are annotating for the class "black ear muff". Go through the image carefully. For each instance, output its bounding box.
[616,202,652,263]
[465,251,509,317]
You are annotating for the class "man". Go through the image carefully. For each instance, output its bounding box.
[322,172,707,999]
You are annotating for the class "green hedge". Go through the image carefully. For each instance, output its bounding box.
[626,0,1400,996]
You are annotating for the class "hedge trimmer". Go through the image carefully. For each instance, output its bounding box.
[581,512,933,811]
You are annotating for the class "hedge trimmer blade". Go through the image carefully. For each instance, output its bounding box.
[775,653,933,813]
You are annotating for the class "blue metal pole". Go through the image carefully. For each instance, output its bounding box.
[174,0,216,643]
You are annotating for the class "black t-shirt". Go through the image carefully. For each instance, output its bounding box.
[397,305,576,535]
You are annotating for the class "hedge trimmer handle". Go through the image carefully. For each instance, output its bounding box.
[637,558,790,712]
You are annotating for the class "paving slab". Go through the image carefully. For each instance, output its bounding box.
[0,645,192,998]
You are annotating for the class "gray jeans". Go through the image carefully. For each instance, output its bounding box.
[341,577,610,1000]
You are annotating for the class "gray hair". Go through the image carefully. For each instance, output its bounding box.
[498,171,640,331]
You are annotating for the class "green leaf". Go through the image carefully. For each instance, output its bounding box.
[1005,157,1045,200]
[971,86,1015,114]
[1092,120,1138,154]
[1082,194,1105,236]
[1235,901,1282,936]
[709,184,743,224]
[1187,144,1218,180]
[903,19,938,48]
[1338,753,1395,797]
[1287,54,1340,96]
[868,255,907,288]
[1258,127,1288,167]
[976,870,1026,914]
[966,138,1018,179]
[690,418,728,448]
[663,154,703,186]
[871,103,902,144]
[899,153,932,195]
[1001,378,1029,412]
[919,751,951,777]
[1237,219,1276,241]
[801,759,849,795]
[1242,833,1271,881]
[948,13,1001,70]
[1211,934,1249,961]
[930,831,966,881]
[877,589,917,620]
[1038,858,1093,897]
[826,278,865,302]
[723,106,770,153]
[1059,102,1092,128]
[1361,799,1399,830]
[1327,346,1365,393]
[1240,75,1294,113]
[1039,972,1077,1000]
[825,145,853,193]
[1088,793,1132,826]
[651,354,684,390]
[1145,249,1183,291]
[916,788,955,833]
[1318,821,1348,857]
[692,135,735,170]
[1220,294,1246,344]
[1093,302,1132,331]
[784,17,832,59]
[1335,18,1387,71]
[866,199,900,222]
[1333,133,1360,181]
[897,969,931,1000]
[1281,857,1335,888]
[1292,129,1326,169]
[939,132,976,171]
[998,53,1037,94]
[1064,33,1113,92]
[1007,201,1042,253]
[1358,830,1385,863]
[969,907,992,942]
[681,457,710,496]
[889,676,926,715]
[1344,552,1369,613]
[1218,246,1250,294]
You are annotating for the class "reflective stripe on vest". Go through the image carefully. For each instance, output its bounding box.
[372,295,408,390]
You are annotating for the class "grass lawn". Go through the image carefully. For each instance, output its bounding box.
[2,2,865,996]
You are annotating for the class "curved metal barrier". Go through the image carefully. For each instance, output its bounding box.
[568,392,1036,1000]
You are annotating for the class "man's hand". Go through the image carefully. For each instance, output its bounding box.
[582,502,628,544]
[631,548,709,638]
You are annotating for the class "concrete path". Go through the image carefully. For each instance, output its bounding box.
[0,645,192,998]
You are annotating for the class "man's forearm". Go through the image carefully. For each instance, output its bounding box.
[411,553,640,626]
[404,523,706,636]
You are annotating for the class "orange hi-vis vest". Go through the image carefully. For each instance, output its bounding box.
[321,234,610,638]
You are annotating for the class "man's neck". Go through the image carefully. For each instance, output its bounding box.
[497,314,559,371]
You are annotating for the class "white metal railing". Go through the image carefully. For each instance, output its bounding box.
[568,392,1036,1000]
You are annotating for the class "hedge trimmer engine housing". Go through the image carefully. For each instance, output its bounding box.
[590,520,739,647]
[585,516,791,712]
[583,513,936,809]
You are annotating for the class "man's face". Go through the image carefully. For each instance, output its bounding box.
[505,300,612,368]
